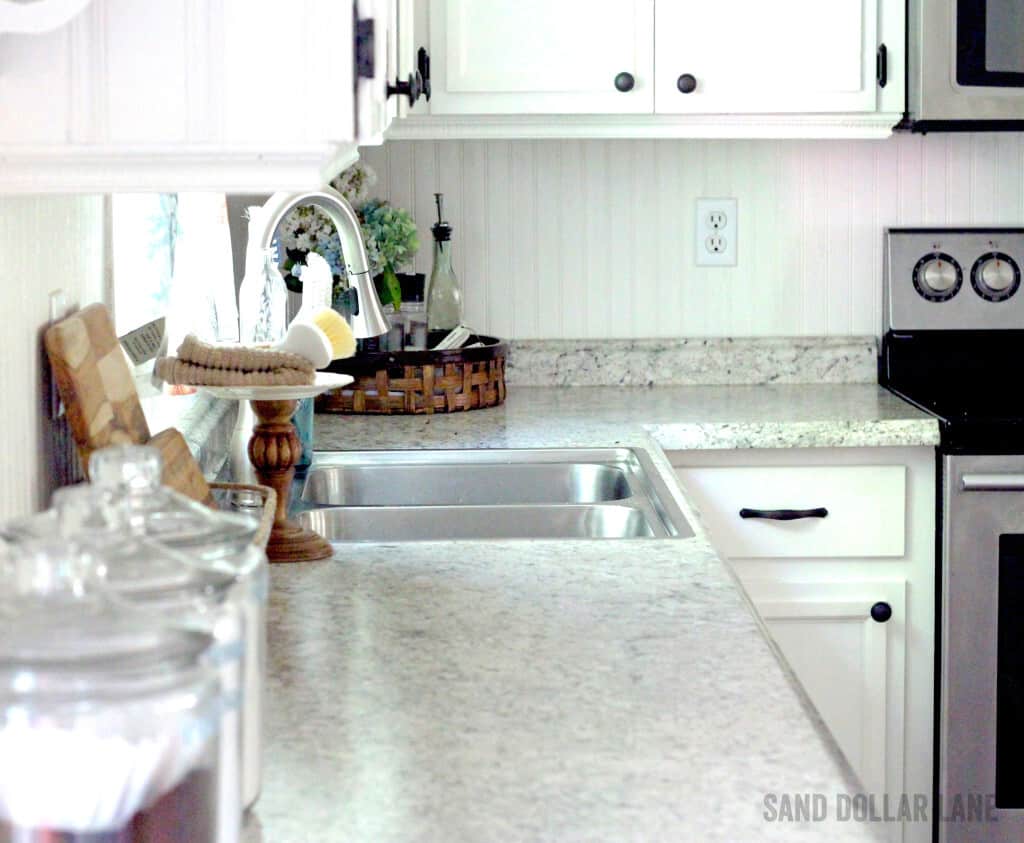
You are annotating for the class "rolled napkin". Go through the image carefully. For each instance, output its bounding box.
[155,334,316,387]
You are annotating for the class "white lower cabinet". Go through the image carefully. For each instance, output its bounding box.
[744,577,906,808]
[671,446,935,843]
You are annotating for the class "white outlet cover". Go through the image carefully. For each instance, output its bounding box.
[696,198,737,267]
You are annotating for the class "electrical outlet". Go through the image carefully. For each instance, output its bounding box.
[707,210,728,230]
[705,234,727,254]
[696,198,737,267]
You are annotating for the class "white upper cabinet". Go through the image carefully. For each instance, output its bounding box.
[0,0,411,193]
[429,0,654,114]
[654,0,877,114]
[390,0,905,139]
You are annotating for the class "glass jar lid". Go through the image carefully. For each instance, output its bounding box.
[49,484,239,608]
[89,445,259,561]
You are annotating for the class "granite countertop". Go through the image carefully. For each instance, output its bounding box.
[245,383,935,842]
[314,383,939,452]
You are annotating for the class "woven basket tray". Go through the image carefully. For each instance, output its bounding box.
[317,335,507,415]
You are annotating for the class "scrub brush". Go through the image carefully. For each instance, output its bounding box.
[275,308,356,369]
[311,308,357,360]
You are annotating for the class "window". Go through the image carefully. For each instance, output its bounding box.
[111,193,238,401]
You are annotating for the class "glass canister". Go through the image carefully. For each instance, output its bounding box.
[0,539,223,842]
[53,485,245,843]
[88,445,269,811]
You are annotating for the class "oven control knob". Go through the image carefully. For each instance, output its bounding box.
[971,252,1021,302]
[913,252,963,302]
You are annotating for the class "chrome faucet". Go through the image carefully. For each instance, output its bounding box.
[256,187,389,338]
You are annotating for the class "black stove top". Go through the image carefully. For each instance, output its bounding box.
[883,383,1024,452]
[880,330,1024,453]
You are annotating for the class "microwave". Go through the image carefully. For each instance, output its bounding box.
[910,0,1024,130]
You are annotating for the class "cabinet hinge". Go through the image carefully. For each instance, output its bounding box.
[355,15,375,79]
[876,43,888,89]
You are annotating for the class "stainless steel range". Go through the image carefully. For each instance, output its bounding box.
[880,227,1024,843]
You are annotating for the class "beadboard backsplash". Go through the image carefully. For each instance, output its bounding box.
[359,134,1024,339]
[0,196,106,520]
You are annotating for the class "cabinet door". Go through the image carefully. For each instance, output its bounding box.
[353,0,404,145]
[428,0,654,114]
[745,579,906,821]
[166,0,357,145]
[655,0,878,114]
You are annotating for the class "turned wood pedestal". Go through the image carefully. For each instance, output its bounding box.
[248,399,332,563]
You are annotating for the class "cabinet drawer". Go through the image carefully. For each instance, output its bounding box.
[677,465,906,559]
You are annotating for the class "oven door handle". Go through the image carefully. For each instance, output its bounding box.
[961,473,1024,491]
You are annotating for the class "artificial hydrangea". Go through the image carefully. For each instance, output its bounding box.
[276,162,418,309]
[359,199,419,276]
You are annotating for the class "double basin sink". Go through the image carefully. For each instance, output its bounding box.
[295,448,693,542]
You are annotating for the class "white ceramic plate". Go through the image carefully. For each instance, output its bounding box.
[198,372,354,402]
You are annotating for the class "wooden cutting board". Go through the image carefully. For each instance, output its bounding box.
[147,427,216,507]
[44,303,150,474]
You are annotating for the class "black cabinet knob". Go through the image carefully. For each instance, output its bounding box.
[387,72,424,104]
[870,602,893,623]
[614,71,635,92]
[677,73,698,94]
[388,49,432,105]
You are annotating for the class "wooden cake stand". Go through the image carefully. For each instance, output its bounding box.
[201,373,353,563]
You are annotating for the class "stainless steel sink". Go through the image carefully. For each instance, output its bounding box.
[302,461,631,506]
[302,504,656,541]
[296,448,692,542]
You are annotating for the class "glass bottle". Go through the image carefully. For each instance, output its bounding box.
[293,397,315,470]
[426,193,463,333]
[238,250,288,345]
[238,210,287,345]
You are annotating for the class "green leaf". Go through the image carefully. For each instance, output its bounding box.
[382,266,403,311]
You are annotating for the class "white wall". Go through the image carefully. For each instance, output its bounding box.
[0,196,107,520]
[361,134,1024,339]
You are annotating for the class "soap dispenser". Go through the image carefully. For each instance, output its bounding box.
[426,193,463,335]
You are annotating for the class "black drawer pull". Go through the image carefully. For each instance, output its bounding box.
[739,507,828,521]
